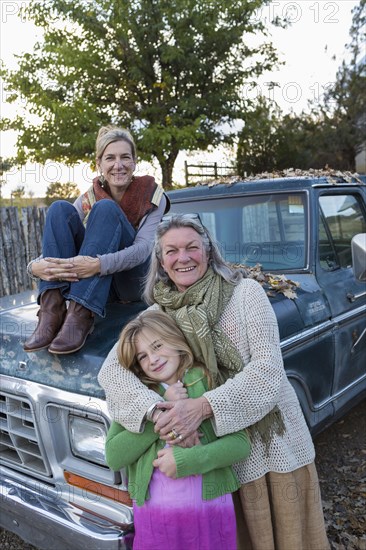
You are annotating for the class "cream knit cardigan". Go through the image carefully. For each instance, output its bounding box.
[98,278,315,484]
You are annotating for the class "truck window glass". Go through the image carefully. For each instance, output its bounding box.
[319,194,366,270]
[173,192,307,271]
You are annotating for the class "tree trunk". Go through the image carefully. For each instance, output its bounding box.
[157,151,179,190]
[347,148,356,171]
[341,145,356,171]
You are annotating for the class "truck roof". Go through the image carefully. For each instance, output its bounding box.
[168,173,366,202]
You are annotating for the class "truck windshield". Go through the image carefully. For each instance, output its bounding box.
[171,192,307,271]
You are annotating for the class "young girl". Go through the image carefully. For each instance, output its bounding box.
[105,310,251,550]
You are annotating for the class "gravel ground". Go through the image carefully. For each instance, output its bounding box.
[1,399,365,550]
[314,399,366,550]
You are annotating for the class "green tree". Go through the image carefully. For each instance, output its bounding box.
[236,96,282,175]
[45,181,80,205]
[318,0,366,170]
[297,0,366,171]
[236,97,341,175]
[237,1,366,175]
[1,0,282,188]
[0,157,14,198]
[8,185,25,208]
[11,185,26,200]
[273,112,327,170]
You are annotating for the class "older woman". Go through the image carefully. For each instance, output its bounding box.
[98,214,329,549]
[24,125,168,355]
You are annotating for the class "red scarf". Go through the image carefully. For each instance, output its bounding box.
[81,176,163,228]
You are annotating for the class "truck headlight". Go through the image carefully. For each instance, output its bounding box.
[69,415,107,466]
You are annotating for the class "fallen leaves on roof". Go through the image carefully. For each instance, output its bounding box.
[232,263,300,299]
[196,167,364,188]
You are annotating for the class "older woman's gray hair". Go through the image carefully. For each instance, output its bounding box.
[143,213,245,304]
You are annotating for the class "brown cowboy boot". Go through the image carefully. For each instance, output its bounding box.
[23,289,67,352]
[48,300,94,354]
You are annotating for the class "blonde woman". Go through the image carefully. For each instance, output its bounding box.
[24,125,168,354]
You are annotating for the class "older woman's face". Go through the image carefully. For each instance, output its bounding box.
[160,227,209,292]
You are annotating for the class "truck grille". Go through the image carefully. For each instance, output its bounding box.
[0,392,51,476]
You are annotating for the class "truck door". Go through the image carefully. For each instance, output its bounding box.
[315,189,366,413]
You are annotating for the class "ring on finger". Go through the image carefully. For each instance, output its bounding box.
[154,410,164,423]
[168,429,179,440]
[177,434,183,442]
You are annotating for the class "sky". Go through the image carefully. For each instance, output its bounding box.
[0,0,359,197]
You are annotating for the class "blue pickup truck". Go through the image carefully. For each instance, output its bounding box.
[1,174,366,549]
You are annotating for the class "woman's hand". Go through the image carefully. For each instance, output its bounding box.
[31,256,101,281]
[152,408,202,448]
[164,381,188,402]
[31,258,79,282]
[154,397,212,444]
[61,256,101,278]
[153,447,177,478]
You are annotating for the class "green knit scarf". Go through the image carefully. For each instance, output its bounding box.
[153,267,286,453]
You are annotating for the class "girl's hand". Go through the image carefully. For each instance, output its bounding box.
[153,447,177,478]
[164,381,188,402]
[154,397,212,443]
[175,431,202,448]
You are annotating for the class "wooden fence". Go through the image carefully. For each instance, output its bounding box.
[184,161,236,185]
[0,207,47,296]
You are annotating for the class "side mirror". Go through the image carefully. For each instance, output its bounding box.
[351,233,366,281]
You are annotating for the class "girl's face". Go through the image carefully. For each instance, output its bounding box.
[98,140,136,193]
[135,328,181,385]
[160,227,209,292]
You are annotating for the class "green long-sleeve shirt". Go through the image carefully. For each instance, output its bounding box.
[105,367,251,505]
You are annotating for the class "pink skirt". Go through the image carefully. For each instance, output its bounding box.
[133,468,236,550]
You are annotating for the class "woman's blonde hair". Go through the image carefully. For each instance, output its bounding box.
[95,125,136,162]
[117,310,206,391]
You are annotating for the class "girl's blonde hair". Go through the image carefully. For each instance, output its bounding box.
[95,124,136,162]
[117,310,207,391]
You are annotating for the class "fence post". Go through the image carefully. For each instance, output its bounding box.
[184,161,189,186]
[0,206,47,297]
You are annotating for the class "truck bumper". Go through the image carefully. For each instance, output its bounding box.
[0,469,134,550]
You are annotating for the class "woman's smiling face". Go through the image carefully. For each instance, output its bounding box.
[98,140,135,193]
[160,227,209,292]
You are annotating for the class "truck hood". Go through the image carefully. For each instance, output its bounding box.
[0,291,146,398]
[1,274,327,397]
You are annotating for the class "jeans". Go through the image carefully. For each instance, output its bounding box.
[38,200,149,317]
